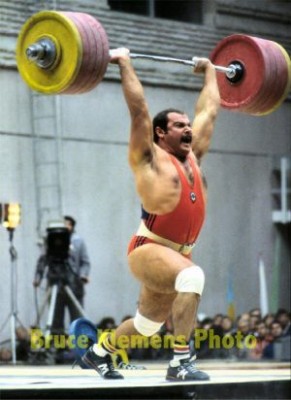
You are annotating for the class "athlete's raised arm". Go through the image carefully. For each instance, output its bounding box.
[191,58,220,162]
[110,48,154,170]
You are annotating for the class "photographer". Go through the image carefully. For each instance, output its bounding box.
[33,216,91,335]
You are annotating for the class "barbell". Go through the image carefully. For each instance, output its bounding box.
[16,10,291,116]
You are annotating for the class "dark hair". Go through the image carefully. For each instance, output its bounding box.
[152,108,185,143]
[64,215,76,228]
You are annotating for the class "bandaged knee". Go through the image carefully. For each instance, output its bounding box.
[175,265,205,295]
[133,310,164,336]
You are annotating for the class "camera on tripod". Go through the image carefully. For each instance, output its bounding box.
[46,222,71,286]
[33,220,86,339]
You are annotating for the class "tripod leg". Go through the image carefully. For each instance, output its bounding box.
[45,285,58,337]
[10,312,16,364]
[10,248,18,365]
[63,286,87,318]
[34,287,52,327]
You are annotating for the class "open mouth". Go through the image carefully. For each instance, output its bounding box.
[181,136,192,144]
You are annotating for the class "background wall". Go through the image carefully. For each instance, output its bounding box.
[0,0,290,340]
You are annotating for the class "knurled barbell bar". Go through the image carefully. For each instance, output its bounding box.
[16,10,291,115]
[26,43,242,79]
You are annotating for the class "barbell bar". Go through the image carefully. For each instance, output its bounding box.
[25,40,239,80]
[16,10,291,115]
[122,53,239,80]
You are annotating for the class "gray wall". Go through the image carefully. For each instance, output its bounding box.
[0,0,290,340]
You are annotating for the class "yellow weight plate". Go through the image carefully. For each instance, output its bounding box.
[16,11,83,94]
[255,43,291,116]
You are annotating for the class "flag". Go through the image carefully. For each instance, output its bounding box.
[227,270,235,321]
[259,257,269,317]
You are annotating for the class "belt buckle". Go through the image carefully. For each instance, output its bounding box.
[180,242,195,255]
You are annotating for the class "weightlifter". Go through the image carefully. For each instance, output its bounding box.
[82,48,220,381]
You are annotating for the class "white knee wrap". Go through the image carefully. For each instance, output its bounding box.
[175,265,205,295]
[133,310,164,337]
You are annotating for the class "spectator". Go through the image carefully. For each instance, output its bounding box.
[263,320,283,359]
[0,347,12,363]
[249,309,261,333]
[16,326,31,362]
[196,317,214,359]
[97,317,117,331]
[249,308,262,320]
[230,316,251,359]
[221,316,233,335]
[248,321,271,360]
[275,309,291,336]
[212,313,224,326]
[263,313,275,330]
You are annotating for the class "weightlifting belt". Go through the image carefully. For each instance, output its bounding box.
[136,220,195,256]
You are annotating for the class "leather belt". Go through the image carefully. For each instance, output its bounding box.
[136,220,195,255]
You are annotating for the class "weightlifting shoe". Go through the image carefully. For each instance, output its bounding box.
[166,357,209,381]
[82,346,124,379]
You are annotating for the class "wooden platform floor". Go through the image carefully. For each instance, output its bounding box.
[0,360,290,399]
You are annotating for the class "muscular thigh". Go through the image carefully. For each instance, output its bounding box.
[128,243,193,293]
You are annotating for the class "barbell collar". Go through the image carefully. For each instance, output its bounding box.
[226,61,244,83]
[26,38,57,69]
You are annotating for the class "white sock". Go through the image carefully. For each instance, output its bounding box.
[93,343,108,357]
[170,354,190,367]
[170,342,190,366]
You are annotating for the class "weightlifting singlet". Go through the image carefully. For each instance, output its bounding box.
[128,153,206,257]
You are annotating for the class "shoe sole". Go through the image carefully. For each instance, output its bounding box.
[166,374,210,382]
[82,355,124,380]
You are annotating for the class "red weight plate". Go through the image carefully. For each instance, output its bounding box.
[73,13,101,93]
[60,12,109,94]
[74,13,108,93]
[264,42,291,115]
[84,16,105,91]
[241,38,277,114]
[72,13,109,93]
[250,39,289,115]
[60,13,90,93]
[210,35,267,112]
[270,42,290,110]
[210,34,290,115]
[87,15,110,88]
[61,12,98,94]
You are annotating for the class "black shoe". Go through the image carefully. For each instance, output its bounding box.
[166,358,210,381]
[82,347,124,379]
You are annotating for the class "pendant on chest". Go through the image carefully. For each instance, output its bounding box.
[190,192,196,203]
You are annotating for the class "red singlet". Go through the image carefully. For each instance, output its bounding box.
[128,154,206,257]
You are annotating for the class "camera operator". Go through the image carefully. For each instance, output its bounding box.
[33,216,91,335]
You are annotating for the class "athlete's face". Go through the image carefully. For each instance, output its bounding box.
[163,112,192,158]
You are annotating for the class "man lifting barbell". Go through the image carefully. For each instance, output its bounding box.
[16,10,290,381]
[80,48,220,381]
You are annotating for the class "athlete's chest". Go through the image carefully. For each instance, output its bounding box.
[180,160,195,186]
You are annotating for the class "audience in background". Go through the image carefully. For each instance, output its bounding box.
[0,307,290,364]
[249,321,272,360]
[263,313,275,330]
[262,320,284,359]
[276,309,291,336]
[221,316,233,335]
